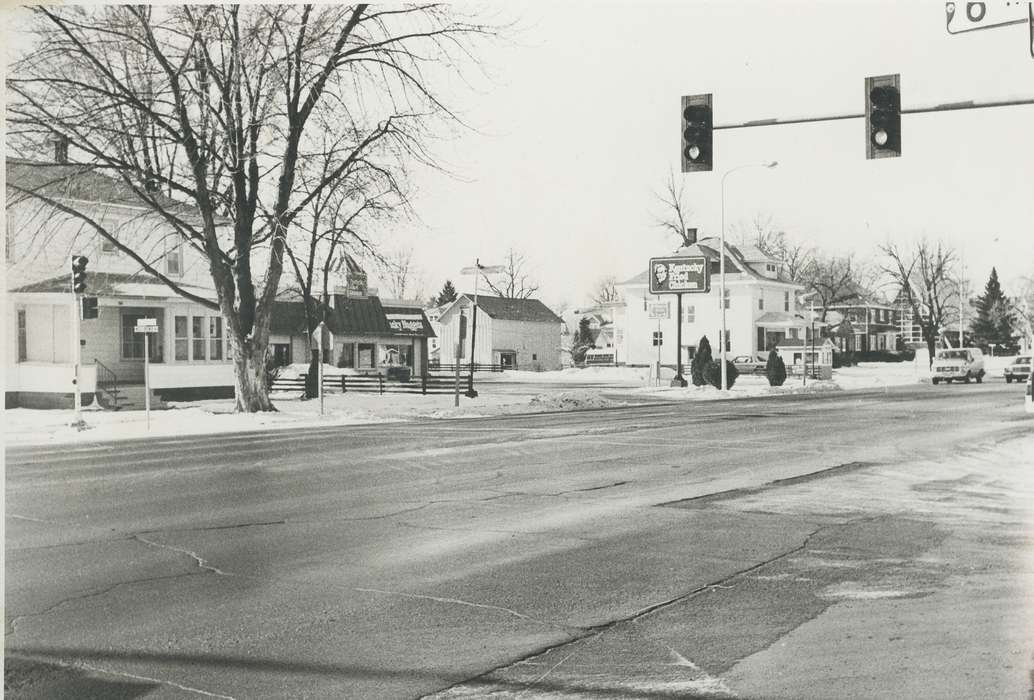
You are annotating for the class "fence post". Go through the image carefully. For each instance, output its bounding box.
[421,372,427,395]
[342,376,347,393]
[379,375,384,394]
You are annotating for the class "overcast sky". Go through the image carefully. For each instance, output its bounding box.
[388,1,1034,309]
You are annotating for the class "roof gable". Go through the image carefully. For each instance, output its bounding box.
[457,294,561,323]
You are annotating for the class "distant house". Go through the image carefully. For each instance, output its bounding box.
[615,235,805,366]
[438,294,562,371]
[823,302,904,353]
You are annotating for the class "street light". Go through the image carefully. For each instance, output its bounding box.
[719,161,778,391]
[459,259,505,398]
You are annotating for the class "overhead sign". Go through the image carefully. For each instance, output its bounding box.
[134,318,158,334]
[387,314,425,334]
[648,302,671,320]
[649,256,710,294]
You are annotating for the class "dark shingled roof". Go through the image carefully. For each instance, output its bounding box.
[271,295,434,338]
[6,158,204,219]
[464,295,562,323]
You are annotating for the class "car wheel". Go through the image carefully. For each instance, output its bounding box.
[1006,376,1013,383]
[932,378,940,385]
[976,373,983,384]
[964,372,971,384]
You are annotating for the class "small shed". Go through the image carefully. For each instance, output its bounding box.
[776,338,836,379]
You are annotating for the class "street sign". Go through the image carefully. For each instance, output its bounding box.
[460,264,506,275]
[648,302,671,320]
[649,256,710,294]
[134,318,158,333]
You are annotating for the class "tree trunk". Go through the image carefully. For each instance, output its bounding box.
[232,336,275,412]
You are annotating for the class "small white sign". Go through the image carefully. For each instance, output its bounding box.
[648,303,670,320]
[134,318,158,333]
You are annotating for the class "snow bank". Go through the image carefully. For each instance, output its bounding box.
[528,390,617,410]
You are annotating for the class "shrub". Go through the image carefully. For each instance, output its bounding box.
[704,359,739,390]
[690,335,712,386]
[765,350,787,386]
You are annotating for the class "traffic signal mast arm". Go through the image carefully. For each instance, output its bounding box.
[712,95,1034,131]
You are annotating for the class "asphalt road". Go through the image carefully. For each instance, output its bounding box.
[5,382,1033,699]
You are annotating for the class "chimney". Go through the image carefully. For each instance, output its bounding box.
[685,227,697,245]
[53,135,69,164]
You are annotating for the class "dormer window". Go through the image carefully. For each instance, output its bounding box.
[766,263,777,273]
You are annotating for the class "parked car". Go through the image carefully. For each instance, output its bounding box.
[1003,355,1032,383]
[1027,374,1034,414]
[731,354,767,374]
[931,347,985,384]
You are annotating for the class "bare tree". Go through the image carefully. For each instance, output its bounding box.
[1012,275,1034,348]
[799,253,873,321]
[733,212,813,282]
[482,248,539,299]
[880,239,960,366]
[590,274,620,307]
[653,170,696,248]
[7,5,497,411]
[379,246,426,301]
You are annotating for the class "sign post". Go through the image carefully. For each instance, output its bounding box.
[313,322,329,416]
[134,318,158,430]
[648,302,670,385]
[649,255,709,387]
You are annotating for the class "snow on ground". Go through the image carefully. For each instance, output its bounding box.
[5,358,1027,447]
[2,386,620,447]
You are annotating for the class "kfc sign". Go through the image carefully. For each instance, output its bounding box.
[648,256,710,294]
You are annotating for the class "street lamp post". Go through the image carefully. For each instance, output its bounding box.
[459,259,505,398]
[720,161,778,391]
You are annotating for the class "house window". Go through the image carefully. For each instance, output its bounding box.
[17,309,27,362]
[532,353,538,360]
[766,263,776,273]
[272,343,292,367]
[381,343,412,367]
[6,214,15,263]
[784,291,790,312]
[192,316,206,360]
[337,343,355,368]
[358,343,375,368]
[758,296,765,311]
[209,317,223,360]
[102,234,117,253]
[121,313,151,360]
[723,288,730,309]
[166,241,184,276]
[174,315,188,361]
[684,305,695,323]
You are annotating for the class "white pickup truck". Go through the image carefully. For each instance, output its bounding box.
[931,347,985,385]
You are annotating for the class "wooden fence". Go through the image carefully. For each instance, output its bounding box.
[271,372,466,396]
[428,361,505,373]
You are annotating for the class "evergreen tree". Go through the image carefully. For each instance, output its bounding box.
[434,280,458,307]
[704,359,740,390]
[690,335,712,386]
[970,268,1015,350]
[765,349,787,386]
[571,317,594,364]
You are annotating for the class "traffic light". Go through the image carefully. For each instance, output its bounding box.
[81,296,98,319]
[681,94,713,172]
[71,255,89,294]
[866,74,901,159]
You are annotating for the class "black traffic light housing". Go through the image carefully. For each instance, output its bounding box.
[81,296,98,319]
[681,94,714,172]
[866,74,901,159]
[71,255,89,294]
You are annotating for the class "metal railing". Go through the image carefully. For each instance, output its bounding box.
[93,358,121,409]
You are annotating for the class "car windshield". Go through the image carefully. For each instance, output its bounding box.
[1013,357,1032,365]
[937,350,968,360]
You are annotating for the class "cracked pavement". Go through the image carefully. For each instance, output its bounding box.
[5,383,1034,698]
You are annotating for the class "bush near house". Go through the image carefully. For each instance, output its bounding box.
[765,350,787,386]
[704,359,739,390]
[690,336,713,387]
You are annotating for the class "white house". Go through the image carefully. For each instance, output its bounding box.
[615,235,806,367]
[438,294,562,371]
[5,156,236,408]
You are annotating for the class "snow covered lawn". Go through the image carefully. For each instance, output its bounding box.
[2,387,623,447]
